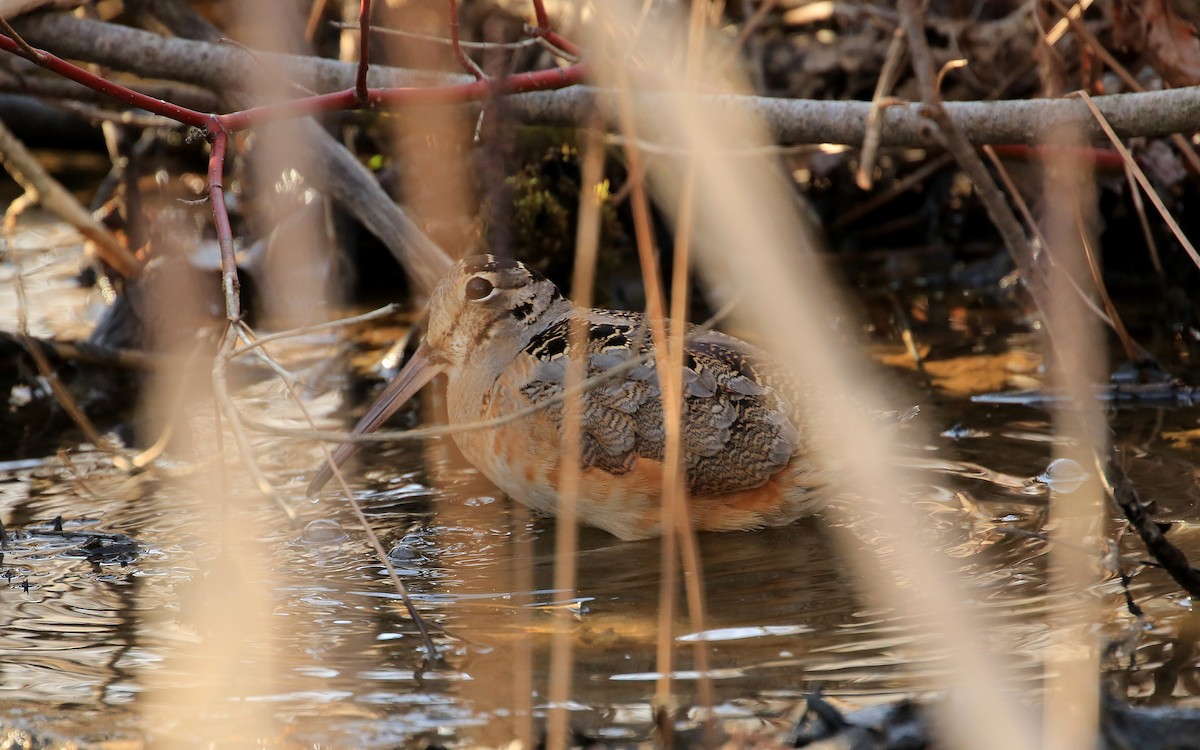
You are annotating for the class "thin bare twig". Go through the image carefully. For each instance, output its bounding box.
[355,0,371,103]
[832,152,954,230]
[447,0,485,80]
[1102,455,1200,600]
[1045,0,1200,176]
[56,99,180,129]
[232,323,442,660]
[1073,90,1200,274]
[0,115,140,277]
[1,333,172,370]
[1070,188,1149,363]
[982,145,1118,333]
[723,0,778,65]
[528,0,582,58]
[896,0,1046,298]
[0,18,211,128]
[857,26,907,190]
[331,21,543,51]
[6,195,134,471]
[0,15,44,62]
[531,0,549,29]
[229,304,400,359]
[206,130,239,321]
[240,293,743,446]
[212,325,295,520]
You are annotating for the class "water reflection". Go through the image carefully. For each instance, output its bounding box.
[2,351,1200,743]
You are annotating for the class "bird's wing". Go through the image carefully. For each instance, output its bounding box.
[518,313,804,495]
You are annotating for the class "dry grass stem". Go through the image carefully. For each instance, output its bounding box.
[982,145,1121,335]
[543,123,601,750]
[1123,159,1165,278]
[228,304,400,359]
[236,296,745,447]
[1045,0,1200,176]
[1040,125,1104,750]
[595,1,1044,747]
[1071,194,1147,363]
[612,41,693,721]
[832,152,954,230]
[6,196,134,469]
[1073,90,1200,272]
[0,116,139,277]
[664,0,717,721]
[856,25,907,191]
[212,325,293,517]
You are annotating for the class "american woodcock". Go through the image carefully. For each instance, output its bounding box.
[308,255,828,540]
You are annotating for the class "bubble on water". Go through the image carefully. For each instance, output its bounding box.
[300,518,347,545]
[388,535,428,563]
[388,544,418,562]
[1036,458,1088,494]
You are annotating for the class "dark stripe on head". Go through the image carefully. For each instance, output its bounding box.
[468,310,511,356]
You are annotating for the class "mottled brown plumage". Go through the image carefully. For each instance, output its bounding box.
[309,255,828,540]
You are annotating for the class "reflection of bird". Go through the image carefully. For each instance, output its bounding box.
[309,255,828,540]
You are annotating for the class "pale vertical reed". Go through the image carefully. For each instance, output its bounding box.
[592,2,1040,748]
[1041,124,1104,750]
[138,1,325,741]
[374,6,525,747]
[656,0,718,721]
[139,223,278,743]
[544,117,604,750]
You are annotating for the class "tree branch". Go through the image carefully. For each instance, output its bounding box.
[13,12,1200,147]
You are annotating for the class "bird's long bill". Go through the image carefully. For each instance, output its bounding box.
[307,342,442,497]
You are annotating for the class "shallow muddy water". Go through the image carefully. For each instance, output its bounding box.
[3,214,1200,747]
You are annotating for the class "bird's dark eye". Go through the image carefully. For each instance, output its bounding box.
[464,276,495,301]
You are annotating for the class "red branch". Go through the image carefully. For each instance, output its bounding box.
[0,32,210,128]
[356,0,371,103]
[986,143,1128,172]
[0,28,585,136]
[0,4,587,314]
[215,63,586,131]
[206,130,240,320]
[529,0,582,58]
[0,1,588,138]
[531,0,549,29]
[448,0,484,80]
